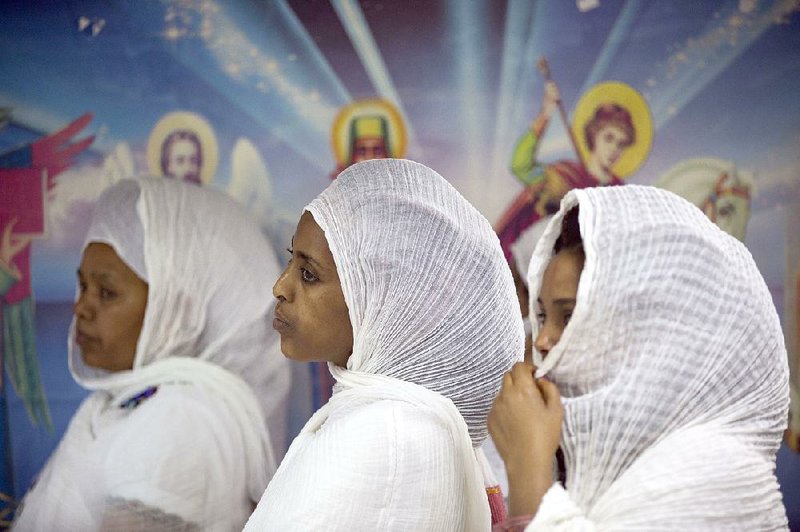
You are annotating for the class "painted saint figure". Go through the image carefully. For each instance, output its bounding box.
[0,112,93,513]
[159,129,202,184]
[329,99,406,180]
[147,111,218,186]
[496,80,651,264]
[0,112,94,432]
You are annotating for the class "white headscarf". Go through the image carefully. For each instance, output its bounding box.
[246,159,524,531]
[16,178,289,531]
[312,159,523,446]
[526,185,789,529]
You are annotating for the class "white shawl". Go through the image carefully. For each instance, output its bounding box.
[14,178,290,531]
[526,185,789,530]
[245,159,524,530]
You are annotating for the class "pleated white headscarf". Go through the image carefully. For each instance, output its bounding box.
[526,185,789,529]
[16,178,290,531]
[312,159,523,445]
[246,159,524,531]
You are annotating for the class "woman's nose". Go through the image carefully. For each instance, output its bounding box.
[534,326,558,358]
[74,293,92,320]
[272,268,291,302]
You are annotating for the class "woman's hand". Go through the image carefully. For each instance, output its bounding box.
[489,362,563,516]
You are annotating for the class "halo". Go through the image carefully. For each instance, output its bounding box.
[331,99,407,165]
[571,81,653,179]
[146,111,219,185]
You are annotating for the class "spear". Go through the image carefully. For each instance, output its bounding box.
[537,57,587,169]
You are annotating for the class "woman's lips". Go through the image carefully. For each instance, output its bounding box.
[75,330,97,347]
[272,309,291,333]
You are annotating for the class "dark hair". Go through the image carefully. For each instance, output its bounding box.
[584,104,635,151]
[554,207,583,255]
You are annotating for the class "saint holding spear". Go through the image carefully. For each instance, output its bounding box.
[495,59,652,360]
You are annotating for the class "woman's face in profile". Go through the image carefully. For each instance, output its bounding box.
[272,212,353,367]
[74,243,148,371]
[533,247,583,359]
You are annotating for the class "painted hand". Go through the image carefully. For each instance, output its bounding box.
[0,217,32,278]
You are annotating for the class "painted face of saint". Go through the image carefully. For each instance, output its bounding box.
[74,243,148,372]
[352,137,388,163]
[166,139,201,184]
[272,212,354,367]
[591,124,631,173]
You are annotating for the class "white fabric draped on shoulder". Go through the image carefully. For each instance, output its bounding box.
[245,159,524,531]
[14,178,290,532]
[525,185,789,530]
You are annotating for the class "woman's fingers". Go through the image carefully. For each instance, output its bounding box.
[510,361,536,385]
[535,377,558,405]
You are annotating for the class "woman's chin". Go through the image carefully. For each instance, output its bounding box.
[80,352,131,372]
[81,352,109,371]
[279,340,310,362]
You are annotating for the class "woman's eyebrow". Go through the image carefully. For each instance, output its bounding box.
[537,297,576,307]
[76,268,112,281]
[553,298,577,307]
[295,249,324,270]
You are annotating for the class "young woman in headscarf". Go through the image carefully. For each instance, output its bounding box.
[244,159,524,531]
[489,185,789,530]
[13,177,291,531]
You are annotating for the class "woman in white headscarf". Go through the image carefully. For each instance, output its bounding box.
[489,185,789,530]
[13,177,290,531]
[244,159,524,531]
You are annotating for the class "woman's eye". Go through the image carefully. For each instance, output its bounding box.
[78,282,87,293]
[536,312,546,326]
[100,288,116,300]
[564,313,572,326]
[300,268,318,283]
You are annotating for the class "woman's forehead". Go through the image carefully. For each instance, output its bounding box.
[540,251,583,295]
[295,212,336,268]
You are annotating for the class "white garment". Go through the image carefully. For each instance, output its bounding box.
[525,185,789,530]
[14,178,290,531]
[245,159,524,530]
[481,436,510,506]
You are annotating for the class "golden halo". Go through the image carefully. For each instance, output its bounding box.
[331,98,407,165]
[571,81,653,179]
[146,111,219,185]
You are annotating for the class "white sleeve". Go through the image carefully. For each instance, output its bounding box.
[524,484,596,531]
[245,399,472,531]
[101,385,251,530]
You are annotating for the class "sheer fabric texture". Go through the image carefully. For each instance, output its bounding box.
[14,178,290,531]
[524,185,789,530]
[245,159,524,531]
